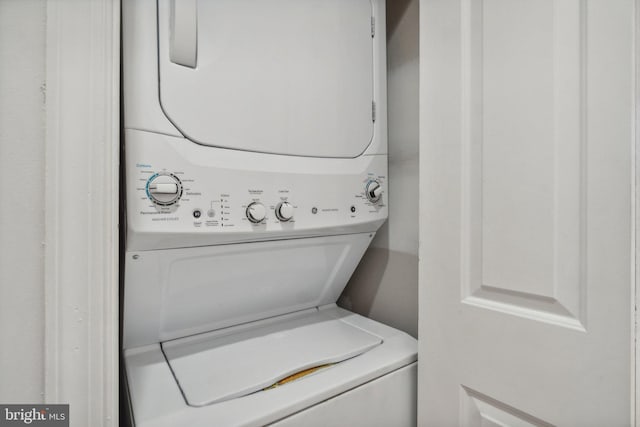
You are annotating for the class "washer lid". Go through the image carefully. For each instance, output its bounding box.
[162,309,382,407]
[157,0,375,158]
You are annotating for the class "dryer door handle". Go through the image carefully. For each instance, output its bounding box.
[169,0,198,68]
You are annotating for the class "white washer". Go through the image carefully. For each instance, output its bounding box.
[122,1,417,426]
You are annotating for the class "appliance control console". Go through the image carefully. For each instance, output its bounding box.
[126,131,388,250]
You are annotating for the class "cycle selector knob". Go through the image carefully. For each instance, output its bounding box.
[147,173,182,206]
[366,180,383,203]
[275,202,294,222]
[246,202,267,223]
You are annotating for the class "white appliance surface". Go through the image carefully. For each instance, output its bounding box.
[271,363,417,427]
[122,0,387,159]
[157,0,375,158]
[121,1,417,426]
[123,233,375,349]
[124,306,417,427]
[163,309,383,406]
[125,129,387,251]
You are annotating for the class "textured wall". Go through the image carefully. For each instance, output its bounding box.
[0,0,47,403]
[339,0,419,338]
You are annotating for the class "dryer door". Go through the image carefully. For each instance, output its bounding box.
[157,0,375,158]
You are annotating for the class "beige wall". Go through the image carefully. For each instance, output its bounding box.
[0,0,47,402]
[339,0,419,338]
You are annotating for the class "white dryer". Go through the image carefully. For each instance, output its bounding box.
[122,1,417,426]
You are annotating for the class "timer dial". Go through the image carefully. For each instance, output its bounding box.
[147,173,182,206]
[366,180,383,203]
[246,202,267,223]
[275,202,294,222]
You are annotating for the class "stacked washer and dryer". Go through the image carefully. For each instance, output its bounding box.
[122,0,418,425]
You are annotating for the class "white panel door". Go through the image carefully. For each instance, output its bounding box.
[419,0,635,425]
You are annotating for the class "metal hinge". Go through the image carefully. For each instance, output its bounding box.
[371,16,375,37]
[372,101,376,122]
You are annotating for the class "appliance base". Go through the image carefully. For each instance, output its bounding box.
[123,306,417,427]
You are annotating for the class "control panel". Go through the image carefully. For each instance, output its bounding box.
[126,131,388,250]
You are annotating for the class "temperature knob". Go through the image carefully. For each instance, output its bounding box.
[275,202,294,222]
[366,180,383,203]
[147,173,182,206]
[246,202,267,223]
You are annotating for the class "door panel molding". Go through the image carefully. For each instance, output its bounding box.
[420,0,634,424]
[634,1,639,425]
[459,0,587,331]
[44,0,120,424]
[460,386,553,427]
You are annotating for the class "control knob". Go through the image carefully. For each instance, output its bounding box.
[275,202,294,222]
[366,180,383,203]
[147,173,182,206]
[246,202,267,223]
